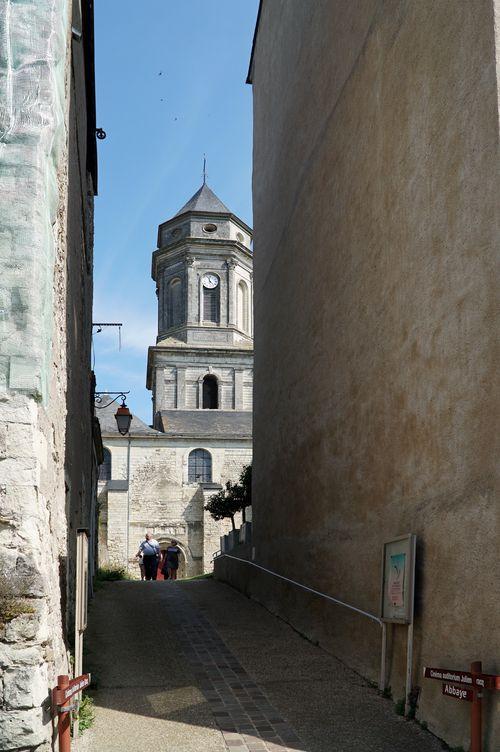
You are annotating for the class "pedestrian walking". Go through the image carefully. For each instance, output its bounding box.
[161,539,181,581]
[138,554,145,581]
[135,533,160,580]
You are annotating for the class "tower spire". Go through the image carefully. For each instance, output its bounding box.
[202,154,207,185]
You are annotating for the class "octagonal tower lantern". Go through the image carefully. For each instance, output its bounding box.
[151,182,253,347]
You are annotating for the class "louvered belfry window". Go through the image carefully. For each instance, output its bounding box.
[188,449,212,483]
[237,280,249,333]
[168,278,182,328]
[203,286,220,323]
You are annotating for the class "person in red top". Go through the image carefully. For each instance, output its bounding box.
[161,540,181,580]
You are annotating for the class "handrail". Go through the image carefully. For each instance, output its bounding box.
[218,553,382,623]
[214,551,387,690]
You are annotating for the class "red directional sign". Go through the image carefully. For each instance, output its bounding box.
[423,666,499,690]
[424,662,500,752]
[53,673,91,705]
[442,683,474,702]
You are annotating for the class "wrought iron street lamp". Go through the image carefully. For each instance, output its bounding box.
[94,391,132,435]
[114,397,132,435]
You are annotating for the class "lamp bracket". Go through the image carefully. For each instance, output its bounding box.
[94,391,130,409]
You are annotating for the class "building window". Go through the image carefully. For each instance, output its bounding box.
[188,448,212,483]
[202,375,218,409]
[237,280,249,333]
[99,448,111,481]
[203,285,220,323]
[167,277,182,328]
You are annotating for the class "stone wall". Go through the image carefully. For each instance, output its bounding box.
[98,436,251,577]
[0,1,97,748]
[249,1,499,749]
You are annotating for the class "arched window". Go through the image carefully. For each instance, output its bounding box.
[203,285,220,323]
[167,278,182,328]
[237,280,249,333]
[99,448,111,481]
[188,449,212,483]
[202,375,218,409]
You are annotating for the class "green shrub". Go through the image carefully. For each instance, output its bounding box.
[394,698,405,716]
[95,567,128,582]
[0,597,34,625]
[0,571,35,626]
[77,695,95,734]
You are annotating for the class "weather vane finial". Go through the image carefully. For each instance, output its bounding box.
[202,154,207,185]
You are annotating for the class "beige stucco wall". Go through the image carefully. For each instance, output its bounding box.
[99,437,251,577]
[248,1,499,749]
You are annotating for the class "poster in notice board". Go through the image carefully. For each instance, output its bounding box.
[380,534,416,624]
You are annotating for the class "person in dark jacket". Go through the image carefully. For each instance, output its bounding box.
[161,539,181,580]
[135,533,160,580]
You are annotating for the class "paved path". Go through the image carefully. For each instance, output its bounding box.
[80,578,444,752]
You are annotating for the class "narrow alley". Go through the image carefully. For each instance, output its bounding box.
[81,579,443,752]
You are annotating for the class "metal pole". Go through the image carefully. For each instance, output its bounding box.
[404,621,414,716]
[404,534,417,716]
[73,633,81,739]
[471,661,482,752]
[125,435,131,573]
[56,675,71,752]
[379,621,387,691]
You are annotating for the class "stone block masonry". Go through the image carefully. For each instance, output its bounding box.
[98,434,251,577]
[0,0,98,748]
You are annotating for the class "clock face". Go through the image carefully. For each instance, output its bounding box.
[202,273,219,289]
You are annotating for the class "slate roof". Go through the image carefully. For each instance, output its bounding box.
[96,396,160,436]
[175,183,231,217]
[158,409,252,439]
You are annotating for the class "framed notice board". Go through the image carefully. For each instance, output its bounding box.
[380,534,416,624]
[76,529,89,632]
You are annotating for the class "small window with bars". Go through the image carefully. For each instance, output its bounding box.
[99,448,112,481]
[188,448,212,483]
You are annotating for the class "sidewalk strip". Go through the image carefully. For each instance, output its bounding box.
[163,584,307,752]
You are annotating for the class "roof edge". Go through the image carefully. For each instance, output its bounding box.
[246,0,263,85]
[162,210,253,236]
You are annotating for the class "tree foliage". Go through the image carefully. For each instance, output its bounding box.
[239,464,251,509]
[204,464,252,529]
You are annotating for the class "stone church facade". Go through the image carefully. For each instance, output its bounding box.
[98,183,253,576]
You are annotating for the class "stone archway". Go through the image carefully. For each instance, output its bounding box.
[156,537,188,580]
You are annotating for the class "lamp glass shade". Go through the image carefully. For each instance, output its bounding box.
[115,404,132,435]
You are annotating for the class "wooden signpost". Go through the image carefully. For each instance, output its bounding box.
[424,662,500,752]
[52,673,91,752]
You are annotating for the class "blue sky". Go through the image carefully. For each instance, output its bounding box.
[92,0,259,423]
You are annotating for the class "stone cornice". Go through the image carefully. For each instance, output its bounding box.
[146,343,253,389]
[151,239,253,280]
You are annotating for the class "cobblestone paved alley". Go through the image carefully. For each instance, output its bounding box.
[80,579,444,752]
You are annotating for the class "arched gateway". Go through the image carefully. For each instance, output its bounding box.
[156,537,187,580]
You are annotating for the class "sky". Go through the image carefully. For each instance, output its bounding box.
[92,0,259,424]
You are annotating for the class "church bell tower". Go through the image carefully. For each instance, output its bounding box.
[147,181,253,429]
